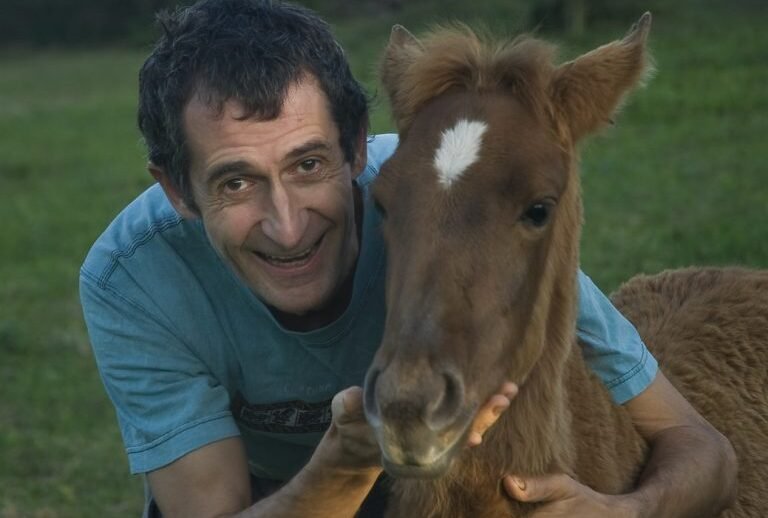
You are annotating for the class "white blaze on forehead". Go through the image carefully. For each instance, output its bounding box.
[433,119,488,188]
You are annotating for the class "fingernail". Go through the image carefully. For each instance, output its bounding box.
[468,432,482,446]
[493,403,508,416]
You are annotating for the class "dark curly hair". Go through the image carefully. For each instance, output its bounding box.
[137,0,370,211]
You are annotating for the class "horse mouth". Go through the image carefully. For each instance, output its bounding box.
[376,421,469,479]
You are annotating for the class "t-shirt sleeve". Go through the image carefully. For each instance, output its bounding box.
[575,270,658,404]
[79,268,241,474]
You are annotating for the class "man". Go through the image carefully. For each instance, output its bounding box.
[79,0,737,516]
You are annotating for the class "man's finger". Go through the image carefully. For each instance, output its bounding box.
[476,394,510,427]
[503,473,576,503]
[467,383,519,446]
[500,382,519,398]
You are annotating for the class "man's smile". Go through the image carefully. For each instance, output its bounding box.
[252,233,326,270]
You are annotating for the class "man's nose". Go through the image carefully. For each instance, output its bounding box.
[260,182,309,250]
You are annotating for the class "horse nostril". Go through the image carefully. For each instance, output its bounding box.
[425,369,465,431]
[363,367,382,424]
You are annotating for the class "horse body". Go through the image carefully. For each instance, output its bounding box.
[363,13,767,517]
[614,268,768,518]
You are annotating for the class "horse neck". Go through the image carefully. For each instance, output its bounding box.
[489,163,646,485]
[499,157,584,474]
[498,261,580,476]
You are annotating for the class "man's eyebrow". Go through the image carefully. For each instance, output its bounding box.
[284,139,333,161]
[204,140,333,186]
[205,160,255,186]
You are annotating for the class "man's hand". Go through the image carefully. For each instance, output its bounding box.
[500,373,736,518]
[319,386,383,472]
[503,473,637,518]
[240,388,383,518]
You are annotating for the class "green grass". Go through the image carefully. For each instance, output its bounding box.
[0,50,152,517]
[2,1,766,515]
[574,5,768,288]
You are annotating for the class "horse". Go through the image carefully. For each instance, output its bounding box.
[362,13,768,517]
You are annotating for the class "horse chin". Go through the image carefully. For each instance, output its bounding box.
[381,454,454,479]
[369,397,480,479]
[377,424,468,479]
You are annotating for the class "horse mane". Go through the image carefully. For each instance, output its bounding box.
[381,24,559,137]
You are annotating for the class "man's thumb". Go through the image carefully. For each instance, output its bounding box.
[331,386,364,424]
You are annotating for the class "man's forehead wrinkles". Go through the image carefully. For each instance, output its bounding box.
[285,139,334,161]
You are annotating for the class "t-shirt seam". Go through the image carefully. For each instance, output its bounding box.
[125,411,235,454]
[604,346,649,389]
[97,215,184,289]
[576,324,651,390]
[81,267,165,326]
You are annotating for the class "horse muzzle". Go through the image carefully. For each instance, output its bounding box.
[364,363,476,478]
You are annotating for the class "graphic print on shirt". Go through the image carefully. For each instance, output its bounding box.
[231,392,332,433]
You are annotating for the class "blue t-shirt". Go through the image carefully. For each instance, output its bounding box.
[79,133,656,480]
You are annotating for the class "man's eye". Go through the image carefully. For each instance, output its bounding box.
[224,178,248,192]
[298,159,321,175]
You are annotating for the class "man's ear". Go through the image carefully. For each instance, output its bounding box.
[148,163,198,219]
[351,129,368,180]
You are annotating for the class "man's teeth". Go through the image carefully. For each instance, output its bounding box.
[264,247,313,262]
[258,240,319,264]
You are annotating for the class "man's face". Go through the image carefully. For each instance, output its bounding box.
[177,78,364,315]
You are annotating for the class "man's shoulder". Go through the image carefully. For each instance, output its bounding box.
[358,133,399,187]
[80,183,199,288]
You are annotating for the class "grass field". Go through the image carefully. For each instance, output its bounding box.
[1,1,766,516]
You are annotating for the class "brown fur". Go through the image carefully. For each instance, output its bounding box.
[613,267,768,518]
[364,14,767,518]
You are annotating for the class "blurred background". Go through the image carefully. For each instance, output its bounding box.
[1,0,766,515]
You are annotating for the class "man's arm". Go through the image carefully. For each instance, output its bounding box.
[622,371,737,517]
[148,387,382,518]
[148,437,253,516]
[149,438,381,518]
[149,384,518,518]
[504,371,738,518]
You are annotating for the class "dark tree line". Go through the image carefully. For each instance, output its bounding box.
[0,0,189,47]
[1,0,652,48]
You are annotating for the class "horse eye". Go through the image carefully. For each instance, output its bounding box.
[521,202,551,227]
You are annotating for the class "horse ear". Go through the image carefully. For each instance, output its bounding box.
[551,12,654,143]
[381,25,425,133]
